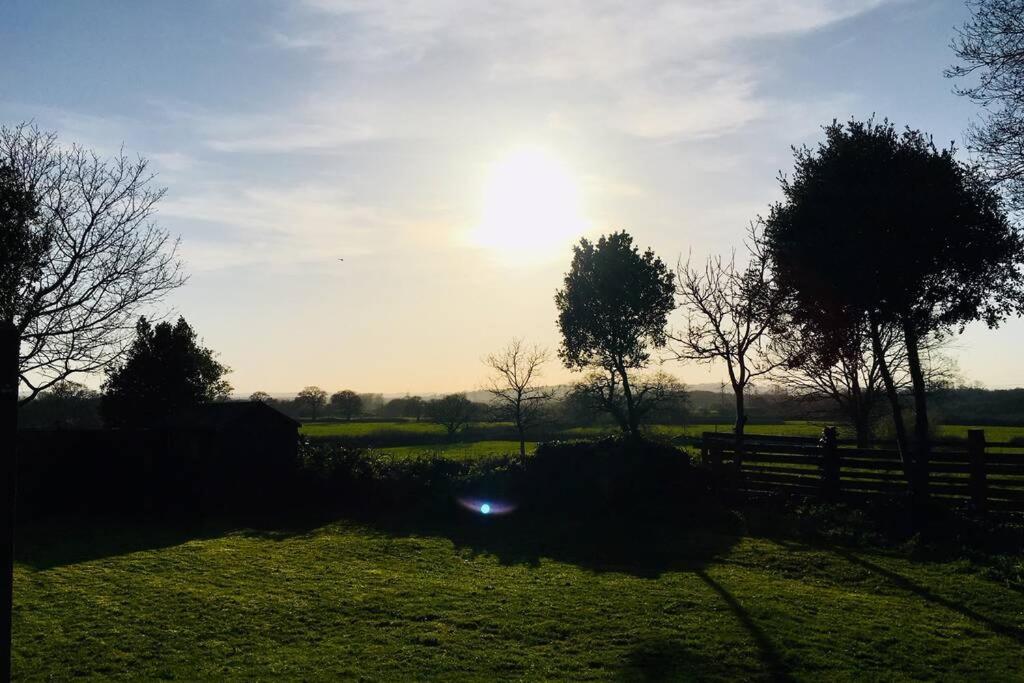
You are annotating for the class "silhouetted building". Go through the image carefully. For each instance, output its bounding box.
[17,401,300,518]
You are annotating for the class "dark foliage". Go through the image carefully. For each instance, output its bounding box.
[0,164,45,325]
[101,316,231,426]
[764,118,1024,494]
[294,436,712,526]
[295,386,328,421]
[329,389,362,420]
[16,381,100,429]
[555,231,675,435]
[426,393,475,438]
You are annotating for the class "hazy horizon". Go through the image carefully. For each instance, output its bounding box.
[5,0,1023,395]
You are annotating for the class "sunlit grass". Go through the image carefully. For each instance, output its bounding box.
[13,519,1024,679]
[377,440,538,461]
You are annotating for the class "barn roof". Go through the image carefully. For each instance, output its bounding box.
[170,401,300,432]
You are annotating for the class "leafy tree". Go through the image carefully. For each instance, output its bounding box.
[948,0,1024,209]
[764,118,1024,496]
[100,317,231,426]
[296,386,328,421]
[330,389,363,421]
[555,231,675,436]
[426,393,474,439]
[249,391,272,403]
[484,339,553,455]
[383,395,426,421]
[673,225,785,436]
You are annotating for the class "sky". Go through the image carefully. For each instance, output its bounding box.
[2,0,1021,396]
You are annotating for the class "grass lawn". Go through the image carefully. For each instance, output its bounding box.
[301,420,1024,445]
[378,440,538,461]
[13,517,1024,680]
[301,420,446,438]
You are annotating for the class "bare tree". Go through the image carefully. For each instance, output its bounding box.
[483,339,553,455]
[426,393,475,439]
[296,386,328,421]
[1,123,186,404]
[776,317,961,447]
[948,0,1024,209]
[673,225,785,436]
[569,369,687,433]
[1,124,184,678]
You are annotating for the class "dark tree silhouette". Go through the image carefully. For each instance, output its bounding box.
[673,225,785,436]
[330,389,362,421]
[0,160,43,681]
[948,0,1024,209]
[1,122,182,678]
[484,339,553,455]
[568,369,686,433]
[427,393,474,439]
[100,317,231,426]
[383,395,426,421]
[0,123,185,403]
[775,320,958,447]
[249,391,272,403]
[764,118,1024,497]
[296,386,328,421]
[555,231,675,437]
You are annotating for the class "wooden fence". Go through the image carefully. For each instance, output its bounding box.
[700,429,1024,512]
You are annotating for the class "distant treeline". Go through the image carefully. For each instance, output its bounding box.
[17,383,1024,430]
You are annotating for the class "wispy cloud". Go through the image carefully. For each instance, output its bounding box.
[200,0,889,151]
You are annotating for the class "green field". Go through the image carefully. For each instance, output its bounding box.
[14,518,1024,679]
[378,440,538,460]
[296,419,1024,446]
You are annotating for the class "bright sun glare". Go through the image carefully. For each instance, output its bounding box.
[470,146,589,262]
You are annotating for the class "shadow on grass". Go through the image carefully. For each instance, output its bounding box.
[15,500,742,581]
[695,570,794,682]
[325,500,745,579]
[833,548,1024,645]
[616,637,736,682]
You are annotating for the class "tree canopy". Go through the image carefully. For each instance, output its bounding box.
[330,390,362,421]
[555,231,675,435]
[764,118,1024,493]
[100,317,231,426]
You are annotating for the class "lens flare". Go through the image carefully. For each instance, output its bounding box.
[456,497,517,516]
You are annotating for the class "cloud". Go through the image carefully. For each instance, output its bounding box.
[196,0,889,151]
[160,182,416,270]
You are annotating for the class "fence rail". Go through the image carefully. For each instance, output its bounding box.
[700,428,1024,512]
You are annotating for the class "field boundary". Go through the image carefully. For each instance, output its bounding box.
[701,429,1024,512]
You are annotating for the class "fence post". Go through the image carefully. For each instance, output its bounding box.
[967,429,987,513]
[820,426,839,500]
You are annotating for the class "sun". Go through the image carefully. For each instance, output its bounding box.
[469,146,589,262]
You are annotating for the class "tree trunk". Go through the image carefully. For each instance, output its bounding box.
[852,407,871,449]
[1,320,19,682]
[617,363,639,437]
[732,386,746,437]
[517,424,526,457]
[869,316,916,496]
[902,319,931,499]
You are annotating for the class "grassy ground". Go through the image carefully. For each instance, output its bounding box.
[378,440,538,460]
[301,419,1024,444]
[13,517,1024,680]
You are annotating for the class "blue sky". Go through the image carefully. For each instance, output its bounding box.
[3,0,1019,394]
